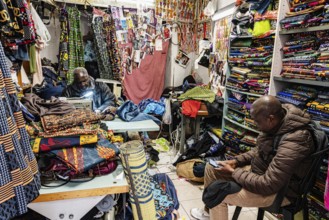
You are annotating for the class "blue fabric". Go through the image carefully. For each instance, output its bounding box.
[138,98,166,116]
[117,101,161,124]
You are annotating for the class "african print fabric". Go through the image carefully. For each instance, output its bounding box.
[93,16,113,79]
[67,7,84,84]
[58,8,69,77]
[0,42,40,220]
[103,12,121,80]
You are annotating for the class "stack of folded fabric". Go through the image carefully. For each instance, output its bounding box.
[281,31,329,81]
[306,91,329,134]
[26,109,120,179]
[276,85,318,108]
[280,0,326,29]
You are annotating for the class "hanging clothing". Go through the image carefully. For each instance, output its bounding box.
[33,39,46,86]
[58,8,69,77]
[123,41,169,103]
[103,10,121,80]
[0,42,40,220]
[0,0,36,44]
[67,7,84,84]
[92,16,113,79]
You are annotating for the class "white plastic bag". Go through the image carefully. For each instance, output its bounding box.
[31,4,51,44]
[163,98,172,125]
[204,1,215,17]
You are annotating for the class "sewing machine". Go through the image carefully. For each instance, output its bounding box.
[66,98,93,110]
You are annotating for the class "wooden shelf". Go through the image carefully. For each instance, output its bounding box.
[226,87,264,97]
[224,116,260,134]
[279,25,329,35]
[273,76,329,87]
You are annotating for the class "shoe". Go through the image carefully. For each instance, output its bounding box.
[190,208,210,220]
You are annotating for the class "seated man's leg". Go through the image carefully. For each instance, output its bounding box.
[204,164,234,188]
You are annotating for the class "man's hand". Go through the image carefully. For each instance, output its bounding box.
[214,160,238,175]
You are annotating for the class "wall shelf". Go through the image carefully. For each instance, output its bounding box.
[227,107,246,115]
[279,25,329,35]
[226,87,263,97]
[224,116,260,134]
[273,76,329,87]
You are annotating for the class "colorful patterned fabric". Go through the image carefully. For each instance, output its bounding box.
[31,134,98,153]
[52,136,118,173]
[67,7,84,84]
[0,0,36,43]
[103,11,121,80]
[58,8,69,77]
[41,109,105,133]
[93,16,112,79]
[26,122,99,138]
[0,42,40,220]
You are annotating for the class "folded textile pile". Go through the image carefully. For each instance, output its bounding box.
[280,0,327,29]
[306,91,329,134]
[281,31,329,81]
[276,85,317,107]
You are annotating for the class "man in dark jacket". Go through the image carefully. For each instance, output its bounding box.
[191,95,314,220]
[62,67,116,112]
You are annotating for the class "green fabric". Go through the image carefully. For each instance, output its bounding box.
[28,44,37,74]
[67,7,84,84]
[153,138,170,152]
[178,87,216,103]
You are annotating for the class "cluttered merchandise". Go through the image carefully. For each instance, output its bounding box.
[1,0,329,220]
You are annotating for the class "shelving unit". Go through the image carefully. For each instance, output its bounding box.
[224,116,260,134]
[268,0,329,218]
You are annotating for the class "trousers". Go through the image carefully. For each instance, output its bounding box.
[204,164,290,220]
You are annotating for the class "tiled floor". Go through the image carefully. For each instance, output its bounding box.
[153,152,275,220]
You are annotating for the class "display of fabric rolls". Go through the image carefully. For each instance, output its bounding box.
[120,140,156,220]
[280,31,329,82]
[280,0,328,29]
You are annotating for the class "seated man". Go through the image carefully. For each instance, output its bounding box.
[191,95,314,220]
[62,67,116,112]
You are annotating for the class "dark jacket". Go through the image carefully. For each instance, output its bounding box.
[62,79,116,112]
[233,104,314,201]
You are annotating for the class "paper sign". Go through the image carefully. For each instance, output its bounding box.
[155,39,162,51]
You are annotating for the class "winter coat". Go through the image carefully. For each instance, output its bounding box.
[233,104,314,201]
[62,77,115,112]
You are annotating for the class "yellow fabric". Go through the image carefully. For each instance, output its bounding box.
[211,128,222,138]
[80,134,98,145]
[111,135,124,143]
[32,138,41,153]
[252,20,271,37]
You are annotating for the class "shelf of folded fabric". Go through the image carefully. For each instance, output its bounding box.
[226,87,263,97]
[279,24,329,35]
[274,76,329,87]
[224,116,260,134]
[227,106,246,116]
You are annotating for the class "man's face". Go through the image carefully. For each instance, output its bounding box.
[250,107,273,133]
[75,73,90,91]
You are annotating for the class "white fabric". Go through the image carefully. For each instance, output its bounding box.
[31,4,51,44]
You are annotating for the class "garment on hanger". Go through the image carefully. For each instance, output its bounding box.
[92,16,113,79]
[103,9,122,80]
[67,6,85,84]
[58,8,69,77]
[0,42,40,219]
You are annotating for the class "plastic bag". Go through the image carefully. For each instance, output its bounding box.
[162,98,172,125]
[204,1,215,16]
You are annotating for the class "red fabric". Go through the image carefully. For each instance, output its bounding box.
[123,41,170,104]
[182,100,201,118]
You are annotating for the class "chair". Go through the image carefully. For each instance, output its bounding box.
[232,145,329,220]
[95,79,122,98]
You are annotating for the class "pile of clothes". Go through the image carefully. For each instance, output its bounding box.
[280,0,328,29]
[281,31,329,81]
[21,94,120,181]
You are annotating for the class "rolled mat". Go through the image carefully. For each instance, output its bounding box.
[120,140,156,220]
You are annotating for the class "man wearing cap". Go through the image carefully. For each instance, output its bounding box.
[62,67,116,112]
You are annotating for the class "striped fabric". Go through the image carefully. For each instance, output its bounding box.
[0,42,40,220]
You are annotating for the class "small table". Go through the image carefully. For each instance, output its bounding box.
[102,118,159,133]
[179,103,218,154]
[29,172,129,220]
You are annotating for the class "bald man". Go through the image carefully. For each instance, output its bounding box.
[62,67,116,112]
[191,95,314,220]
